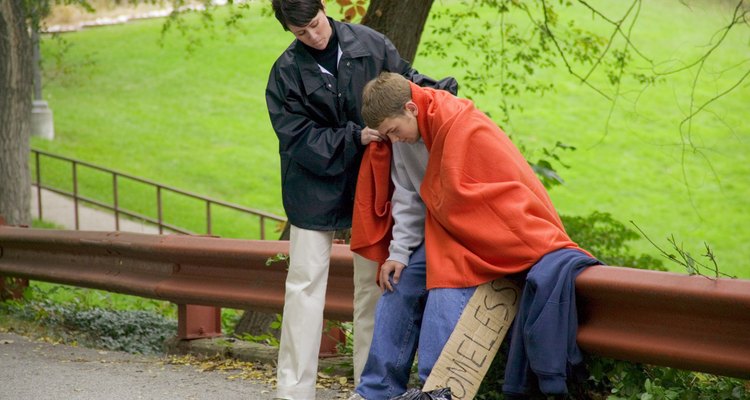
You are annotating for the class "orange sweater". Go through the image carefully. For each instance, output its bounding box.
[351,83,584,289]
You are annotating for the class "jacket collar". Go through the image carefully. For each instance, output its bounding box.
[334,19,371,59]
[294,19,371,95]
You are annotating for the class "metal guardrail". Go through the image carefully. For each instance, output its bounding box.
[0,226,352,319]
[0,226,748,379]
[31,148,286,239]
[576,267,750,380]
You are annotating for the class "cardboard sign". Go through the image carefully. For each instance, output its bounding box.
[422,279,520,400]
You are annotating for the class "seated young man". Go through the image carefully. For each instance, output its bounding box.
[350,72,600,399]
[348,82,434,399]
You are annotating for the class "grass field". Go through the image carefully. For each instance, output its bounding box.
[33,1,749,278]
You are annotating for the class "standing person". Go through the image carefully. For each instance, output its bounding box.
[350,72,600,398]
[265,2,457,399]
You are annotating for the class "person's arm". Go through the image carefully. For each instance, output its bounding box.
[266,67,382,177]
[380,145,426,292]
[381,36,459,96]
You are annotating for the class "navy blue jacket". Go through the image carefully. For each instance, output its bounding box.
[503,248,600,396]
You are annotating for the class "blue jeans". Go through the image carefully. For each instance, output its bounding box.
[356,244,427,400]
[417,284,476,381]
[356,244,476,400]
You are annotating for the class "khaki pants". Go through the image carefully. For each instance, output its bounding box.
[276,225,380,399]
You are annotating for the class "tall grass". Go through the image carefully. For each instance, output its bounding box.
[34,1,749,277]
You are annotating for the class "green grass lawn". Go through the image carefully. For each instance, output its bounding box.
[34,1,749,278]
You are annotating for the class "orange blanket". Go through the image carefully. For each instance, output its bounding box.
[351,83,584,289]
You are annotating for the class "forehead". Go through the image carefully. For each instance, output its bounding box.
[378,115,408,131]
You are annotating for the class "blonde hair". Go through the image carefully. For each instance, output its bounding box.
[361,72,412,128]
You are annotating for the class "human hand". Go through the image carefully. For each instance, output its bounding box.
[361,126,386,145]
[379,260,406,292]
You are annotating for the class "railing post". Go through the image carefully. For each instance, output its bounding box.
[206,201,212,235]
[113,173,120,231]
[157,186,163,234]
[177,304,222,340]
[260,216,266,240]
[34,151,43,220]
[72,161,79,230]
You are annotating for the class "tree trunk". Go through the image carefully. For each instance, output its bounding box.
[234,311,281,339]
[362,0,434,63]
[0,0,33,226]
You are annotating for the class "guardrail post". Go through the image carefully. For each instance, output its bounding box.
[0,218,29,301]
[319,322,346,357]
[0,277,29,301]
[177,304,222,340]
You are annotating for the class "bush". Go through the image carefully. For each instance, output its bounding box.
[561,211,665,271]
[59,307,176,354]
[582,356,749,400]
[1,297,176,355]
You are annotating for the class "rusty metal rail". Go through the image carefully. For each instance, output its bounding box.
[0,226,749,379]
[0,226,352,320]
[576,267,750,379]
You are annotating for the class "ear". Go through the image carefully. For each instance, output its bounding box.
[404,101,418,117]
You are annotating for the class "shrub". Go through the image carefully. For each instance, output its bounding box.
[1,297,176,355]
[561,211,665,271]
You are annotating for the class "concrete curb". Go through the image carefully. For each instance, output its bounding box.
[164,336,353,377]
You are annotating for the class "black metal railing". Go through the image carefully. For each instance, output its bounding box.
[31,148,286,239]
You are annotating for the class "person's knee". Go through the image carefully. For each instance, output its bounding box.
[385,279,426,304]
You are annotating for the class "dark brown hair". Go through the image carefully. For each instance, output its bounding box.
[271,0,325,31]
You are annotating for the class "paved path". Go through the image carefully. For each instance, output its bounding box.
[31,187,160,233]
[0,331,349,399]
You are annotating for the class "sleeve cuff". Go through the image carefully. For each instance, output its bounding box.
[353,126,364,150]
[386,251,410,267]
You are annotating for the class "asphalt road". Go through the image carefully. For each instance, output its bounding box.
[0,332,349,400]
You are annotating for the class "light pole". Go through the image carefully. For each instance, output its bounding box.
[31,28,54,140]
